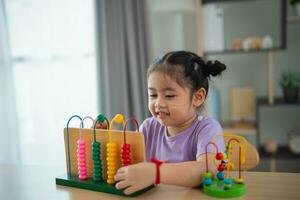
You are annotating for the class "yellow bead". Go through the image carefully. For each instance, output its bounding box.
[107,179,115,184]
[222,152,227,160]
[236,178,244,184]
[107,142,117,148]
[107,157,116,162]
[227,162,234,170]
[114,114,124,124]
[107,166,116,171]
[107,153,116,157]
[107,171,116,175]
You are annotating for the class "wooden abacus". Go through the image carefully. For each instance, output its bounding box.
[55,113,153,197]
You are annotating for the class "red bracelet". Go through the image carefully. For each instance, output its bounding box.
[151,158,163,184]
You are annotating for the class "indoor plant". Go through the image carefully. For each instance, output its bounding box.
[291,0,300,16]
[279,71,300,103]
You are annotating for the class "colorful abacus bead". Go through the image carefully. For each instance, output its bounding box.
[215,152,223,160]
[92,141,103,181]
[203,178,212,186]
[121,143,131,166]
[224,178,232,190]
[217,163,225,172]
[226,162,234,170]
[222,152,227,160]
[203,172,212,186]
[216,172,224,180]
[236,177,244,184]
[107,142,117,184]
[77,139,88,180]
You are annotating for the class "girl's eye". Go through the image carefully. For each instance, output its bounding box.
[165,95,176,98]
[149,94,157,98]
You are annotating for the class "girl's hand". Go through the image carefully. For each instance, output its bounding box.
[114,162,156,195]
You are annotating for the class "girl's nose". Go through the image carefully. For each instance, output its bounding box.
[155,97,167,108]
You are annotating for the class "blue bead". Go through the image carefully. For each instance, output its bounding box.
[217,172,224,180]
[203,178,212,185]
[224,178,233,184]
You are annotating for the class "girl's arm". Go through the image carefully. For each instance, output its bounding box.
[114,154,216,195]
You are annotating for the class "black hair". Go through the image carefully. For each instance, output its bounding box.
[147,50,226,97]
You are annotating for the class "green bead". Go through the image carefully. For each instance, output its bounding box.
[94,164,101,169]
[92,146,100,151]
[93,142,100,147]
[93,160,101,164]
[97,114,106,123]
[94,177,101,181]
[93,155,100,159]
[92,155,100,160]
[224,183,232,190]
[94,169,101,173]
[204,172,212,179]
[92,150,100,155]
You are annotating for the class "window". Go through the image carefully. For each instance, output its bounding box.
[6,0,98,165]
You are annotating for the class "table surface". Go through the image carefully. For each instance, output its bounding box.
[1,165,300,200]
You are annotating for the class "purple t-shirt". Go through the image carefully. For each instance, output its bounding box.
[140,115,224,162]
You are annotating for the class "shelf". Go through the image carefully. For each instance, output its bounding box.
[204,47,283,55]
[287,16,300,23]
[259,146,300,159]
[222,122,257,136]
[257,98,300,106]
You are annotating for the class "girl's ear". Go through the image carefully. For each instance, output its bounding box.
[193,88,206,107]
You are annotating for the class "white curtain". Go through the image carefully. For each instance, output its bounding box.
[95,0,150,122]
[0,0,20,164]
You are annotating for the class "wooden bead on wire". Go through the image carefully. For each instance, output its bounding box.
[121,143,131,166]
[92,141,102,181]
[77,139,88,180]
[106,142,117,184]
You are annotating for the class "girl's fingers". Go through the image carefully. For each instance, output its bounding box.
[117,166,128,174]
[123,186,138,195]
[115,180,131,190]
[114,172,127,181]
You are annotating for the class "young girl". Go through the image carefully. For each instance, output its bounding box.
[114,51,226,195]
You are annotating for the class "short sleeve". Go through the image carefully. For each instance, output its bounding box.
[196,119,224,159]
[139,118,152,144]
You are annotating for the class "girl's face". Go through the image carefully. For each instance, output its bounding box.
[147,71,200,129]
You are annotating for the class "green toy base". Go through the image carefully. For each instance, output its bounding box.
[56,174,154,197]
[203,178,246,198]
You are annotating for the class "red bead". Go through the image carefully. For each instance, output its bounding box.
[216,152,223,160]
[121,143,131,166]
[218,164,225,172]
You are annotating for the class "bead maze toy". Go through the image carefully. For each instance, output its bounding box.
[202,135,251,198]
[55,113,153,197]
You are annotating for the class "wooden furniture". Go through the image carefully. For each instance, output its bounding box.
[256,98,300,147]
[1,165,300,200]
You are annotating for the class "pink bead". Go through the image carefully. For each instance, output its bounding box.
[77,139,88,180]
[79,175,88,180]
[79,162,86,166]
[77,139,86,145]
[77,154,85,159]
[80,167,87,171]
[78,146,86,150]
[77,149,85,154]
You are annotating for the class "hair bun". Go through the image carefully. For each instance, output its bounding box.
[204,60,226,77]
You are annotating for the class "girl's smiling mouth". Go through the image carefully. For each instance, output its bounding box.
[156,111,170,119]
